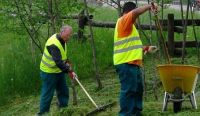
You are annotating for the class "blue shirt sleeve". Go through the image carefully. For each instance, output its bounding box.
[47,44,70,73]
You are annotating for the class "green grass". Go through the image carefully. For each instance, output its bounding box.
[0,73,200,116]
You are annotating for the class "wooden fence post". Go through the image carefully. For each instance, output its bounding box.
[78,10,86,41]
[168,14,175,56]
[84,0,102,89]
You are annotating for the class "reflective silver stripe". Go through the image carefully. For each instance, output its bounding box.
[43,52,53,61]
[114,45,143,54]
[114,37,140,46]
[41,59,56,68]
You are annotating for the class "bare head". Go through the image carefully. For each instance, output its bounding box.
[122,2,137,15]
[60,25,73,42]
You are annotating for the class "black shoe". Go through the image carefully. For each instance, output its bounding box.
[36,112,42,116]
[36,112,48,116]
[135,111,142,116]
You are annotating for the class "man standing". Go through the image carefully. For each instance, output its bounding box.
[38,25,77,115]
[113,2,157,116]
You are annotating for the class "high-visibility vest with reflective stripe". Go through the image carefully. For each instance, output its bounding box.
[113,19,143,65]
[40,34,67,73]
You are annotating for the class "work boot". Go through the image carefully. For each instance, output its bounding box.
[36,112,48,116]
[135,111,142,116]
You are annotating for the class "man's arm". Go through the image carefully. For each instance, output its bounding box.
[47,45,71,73]
[132,4,152,19]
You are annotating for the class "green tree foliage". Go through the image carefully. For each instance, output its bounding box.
[1,0,84,51]
[0,0,84,106]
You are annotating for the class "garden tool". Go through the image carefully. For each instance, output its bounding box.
[151,1,171,64]
[73,75,116,116]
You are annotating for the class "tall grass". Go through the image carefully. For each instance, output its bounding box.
[63,6,118,79]
[0,14,41,106]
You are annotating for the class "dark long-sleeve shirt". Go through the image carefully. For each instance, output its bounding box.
[46,34,70,73]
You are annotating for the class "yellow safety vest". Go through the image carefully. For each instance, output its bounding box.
[113,19,143,65]
[40,34,67,73]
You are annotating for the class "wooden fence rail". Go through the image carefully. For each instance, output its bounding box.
[62,13,200,56]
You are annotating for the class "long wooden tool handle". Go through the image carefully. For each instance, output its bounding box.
[151,2,171,64]
[74,77,99,108]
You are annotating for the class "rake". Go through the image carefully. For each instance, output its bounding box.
[74,76,116,116]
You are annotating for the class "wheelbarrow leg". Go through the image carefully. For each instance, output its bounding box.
[162,92,169,111]
[189,91,197,109]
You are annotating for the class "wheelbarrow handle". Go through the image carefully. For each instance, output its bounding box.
[74,76,99,108]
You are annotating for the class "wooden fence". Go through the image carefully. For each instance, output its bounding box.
[62,13,200,56]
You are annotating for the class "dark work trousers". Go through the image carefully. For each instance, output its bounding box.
[116,63,143,116]
[39,71,69,113]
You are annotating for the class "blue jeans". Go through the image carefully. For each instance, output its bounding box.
[39,71,69,113]
[116,64,143,116]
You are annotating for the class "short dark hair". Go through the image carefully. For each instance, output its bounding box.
[122,2,137,14]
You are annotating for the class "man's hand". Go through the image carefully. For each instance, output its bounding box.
[144,46,158,55]
[68,71,77,79]
[151,2,158,14]
[65,60,72,72]
[148,46,158,53]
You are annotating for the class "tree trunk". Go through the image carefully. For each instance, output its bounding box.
[48,0,56,34]
[83,0,102,89]
[116,0,121,17]
[77,10,86,41]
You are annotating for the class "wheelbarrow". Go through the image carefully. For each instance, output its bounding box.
[157,64,200,112]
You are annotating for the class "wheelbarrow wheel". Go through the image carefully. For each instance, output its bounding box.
[172,87,183,113]
[173,101,182,113]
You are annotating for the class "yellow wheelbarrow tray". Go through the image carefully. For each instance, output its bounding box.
[157,64,200,112]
